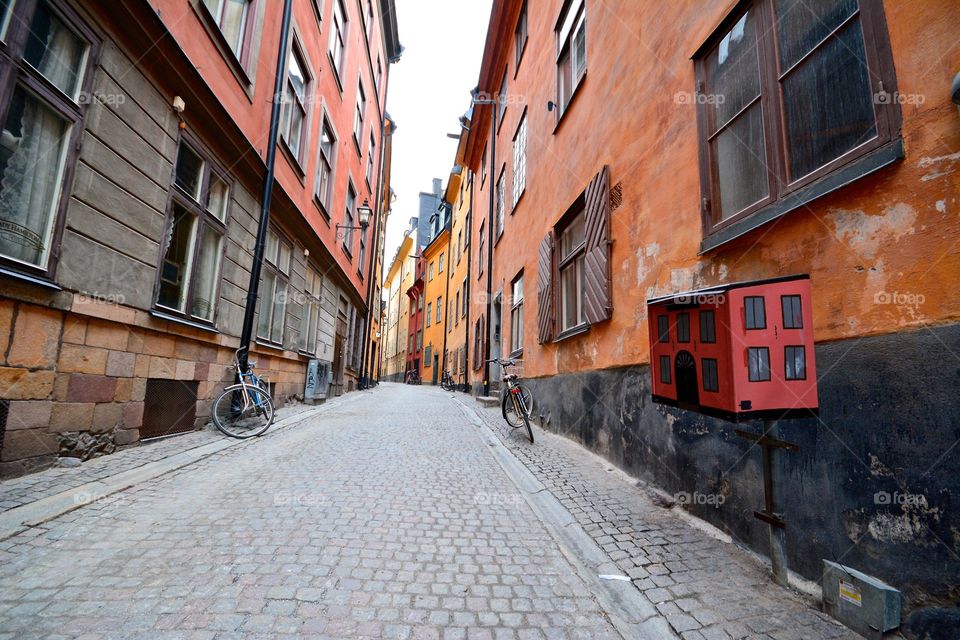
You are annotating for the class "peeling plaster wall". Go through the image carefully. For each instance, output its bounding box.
[523,324,960,625]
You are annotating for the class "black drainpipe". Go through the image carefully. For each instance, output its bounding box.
[482,106,496,397]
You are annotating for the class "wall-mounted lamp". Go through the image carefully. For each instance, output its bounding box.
[547,100,556,112]
[336,199,372,235]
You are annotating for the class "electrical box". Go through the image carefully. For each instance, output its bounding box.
[647,274,818,422]
[822,560,901,639]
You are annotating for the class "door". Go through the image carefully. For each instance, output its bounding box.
[490,294,502,385]
[432,353,439,384]
[331,332,345,397]
[674,350,699,408]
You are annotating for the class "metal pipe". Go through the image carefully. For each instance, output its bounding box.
[237,0,294,372]
[482,104,496,397]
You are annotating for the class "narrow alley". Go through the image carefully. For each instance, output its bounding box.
[0,384,855,639]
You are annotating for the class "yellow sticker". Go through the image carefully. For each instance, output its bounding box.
[839,579,862,607]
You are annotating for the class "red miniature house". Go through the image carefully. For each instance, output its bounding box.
[647,275,818,422]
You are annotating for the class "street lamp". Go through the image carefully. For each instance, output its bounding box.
[337,199,372,234]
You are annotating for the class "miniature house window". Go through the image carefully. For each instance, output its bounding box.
[702,358,719,392]
[745,296,766,329]
[699,310,716,343]
[748,347,771,381]
[785,345,806,380]
[677,313,690,342]
[781,295,803,329]
[659,355,671,384]
[657,316,669,343]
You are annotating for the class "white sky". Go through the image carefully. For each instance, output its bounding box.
[381,0,493,276]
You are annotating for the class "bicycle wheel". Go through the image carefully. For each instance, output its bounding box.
[520,403,534,443]
[502,385,533,428]
[212,384,274,438]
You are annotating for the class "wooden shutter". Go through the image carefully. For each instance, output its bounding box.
[583,165,612,324]
[537,232,555,343]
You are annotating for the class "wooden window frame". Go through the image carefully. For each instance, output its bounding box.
[784,345,806,380]
[512,110,527,209]
[514,1,528,73]
[256,226,292,346]
[694,0,901,248]
[744,295,766,330]
[328,0,348,89]
[781,294,803,329]
[342,181,357,258]
[659,355,672,384]
[495,166,506,240]
[554,0,586,124]
[154,133,232,327]
[554,203,586,337]
[702,357,719,392]
[298,263,324,355]
[196,0,258,80]
[747,346,771,382]
[510,271,524,356]
[354,80,366,153]
[279,37,311,171]
[314,112,338,219]
[477,220,485,278]
[699,309,716,343]
[0,0,99,283]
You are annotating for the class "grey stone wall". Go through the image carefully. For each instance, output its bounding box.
[520,323,960,627]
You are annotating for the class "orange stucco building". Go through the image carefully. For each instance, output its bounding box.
[458,0,959,624]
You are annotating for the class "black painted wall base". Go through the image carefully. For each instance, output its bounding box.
[516,323,960,633]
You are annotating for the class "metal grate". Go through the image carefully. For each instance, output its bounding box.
[141,379,198,439]
[0,400,8,460]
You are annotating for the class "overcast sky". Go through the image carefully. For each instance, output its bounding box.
[381,0,493,274]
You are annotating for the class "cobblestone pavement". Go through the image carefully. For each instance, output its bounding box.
[461,391,857,640]
[0,403,322,512]
[0,384,623,639]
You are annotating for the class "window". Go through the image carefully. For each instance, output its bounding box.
[510,273,524,354]
[342,184,359,256]
[657,316,669,343]
[513,113,526,207]
[478,221,485,277]
[280,44,309,162]
[436,296,442,324]
[745,296,766,329]
[695,0,899,237]
[428,261,434,281]
[495,169,505,237]
[425,302,432,326]
[0,0,93,275]
[702,358,719,392]
[676,313,690,343]
[439,253,445,273]
[156,140,229,323]
[299,265,323,354]
[364,0,374,41]
[457,230,463,264]
[256,228,291,344]
[455,289,460,326]
[498,68,508,123]
[747,347,771,382]
[558,212,585,332]
[416,329,422,350]
[785,346,806,380]
[781,295,803,329]
[316,118,336,213]
[515,1,528,69]
[366,134,376,186]
[201,0,251,61]
[358,229,366,278]
[417,293,423,310]
[462,277,468,316]
[659,355,671,384]
[481,146,487,185]
[473,317,484,369]
[556,0,586,118]
[354,82,366,148]
[329,0,347,80]
[375,57,383,97]
[699,310,716,343]
[424,345,432,365]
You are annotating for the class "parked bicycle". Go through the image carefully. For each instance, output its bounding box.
[488,358,534,443]
[404,369,421,385]
[211,348,274,438]
[440,371,456,391]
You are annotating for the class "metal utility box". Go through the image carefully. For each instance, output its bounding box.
[304,359,332,403]
[647,274,818,422]
[822,561,901,639]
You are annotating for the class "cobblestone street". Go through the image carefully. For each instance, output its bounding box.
[0,384,855,639]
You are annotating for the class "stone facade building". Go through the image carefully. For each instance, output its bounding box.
[0,0,401,475]
[455,0,959,628]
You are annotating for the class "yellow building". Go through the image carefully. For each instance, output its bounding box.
[441,116,474,390]
[421,213,450,385]
[381,228,416,381]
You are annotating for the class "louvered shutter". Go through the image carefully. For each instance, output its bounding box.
[583,165,612,324]
[537,232,555,343]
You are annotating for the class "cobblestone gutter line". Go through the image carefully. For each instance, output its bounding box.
[454,392,857,640]
[0,392,366,541]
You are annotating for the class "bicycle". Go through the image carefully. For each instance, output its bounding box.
[211,348,275,438]
[404,369,421,385]
[440,371,456,391]
[488,358,534,443]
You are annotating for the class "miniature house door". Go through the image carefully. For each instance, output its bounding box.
[674,351,699,408]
